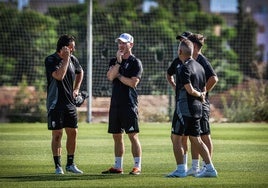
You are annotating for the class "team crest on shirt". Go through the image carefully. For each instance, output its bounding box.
[124,63,129,69]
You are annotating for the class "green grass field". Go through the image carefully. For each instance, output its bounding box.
[0,122,267,188]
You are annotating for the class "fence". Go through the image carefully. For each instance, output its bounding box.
[0,0,267,123]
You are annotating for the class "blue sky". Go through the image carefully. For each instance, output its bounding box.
[211,0,238,13]
[142,0,238,13]
[17,0,238,14]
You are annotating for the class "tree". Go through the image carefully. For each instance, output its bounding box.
[0,4,58,87]
[229,0,258,78]
[0,0,244,95]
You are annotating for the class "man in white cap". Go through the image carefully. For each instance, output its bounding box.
[102,33,143,175]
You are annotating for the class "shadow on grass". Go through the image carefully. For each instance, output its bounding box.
[0,173,133,182]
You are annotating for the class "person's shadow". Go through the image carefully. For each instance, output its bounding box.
[0,173,128,182]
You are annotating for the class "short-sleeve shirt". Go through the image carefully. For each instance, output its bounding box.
[167,57,183,99]
[196,53,217,110]
[177,58,206,118]
[45,53,83,112]
[196,54,216,82]
[109,55,143,108]
[167,57,182,76]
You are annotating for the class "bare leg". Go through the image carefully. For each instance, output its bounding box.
[166,134,186,177]
[51,129,63,156]
[64,128,83,173]
[128,132,142,171]
[189,136,217,177]
[171,134,184,165]
[191,142,199,160]
[65,128,77,155]
[189,136,211,165]
[201,134,213,158]
[112,133,124,169]
[113,133,124,157]
[182,136,188,154]
[128,132,142,157]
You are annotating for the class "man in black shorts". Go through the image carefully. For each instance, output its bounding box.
[166,39,217,178]
[186,33,218,176]
[102,33,143,175]
[45,34,84,174]
[166,31,192,170]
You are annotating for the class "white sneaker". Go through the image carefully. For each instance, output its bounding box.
[166,169,186,178]
[187,167,199,176]
[195,167,217,178]
[55,166,64,174]
[66,164,83,174]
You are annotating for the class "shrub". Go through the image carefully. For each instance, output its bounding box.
[8,76,47,123]
[222,79,268,122]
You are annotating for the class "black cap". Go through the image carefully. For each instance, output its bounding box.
[176,31,192,40]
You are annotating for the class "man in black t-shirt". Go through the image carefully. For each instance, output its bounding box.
[102,33,143,175]
[166,39,217,178]
[186,34,218,176]
[166,31,192,170]
[45,34,84,174]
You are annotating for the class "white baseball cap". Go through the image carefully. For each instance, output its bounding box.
[115,33,134,43]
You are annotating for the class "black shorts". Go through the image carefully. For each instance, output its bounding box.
[47,108,78,130]
[183,116,201,137]
[200,109,210,135]
[108,105,139,134]
[171,109,185,135]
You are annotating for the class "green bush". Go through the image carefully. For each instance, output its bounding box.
[8,76,47,123]
[222,80,268,122]
[0,55,17,86]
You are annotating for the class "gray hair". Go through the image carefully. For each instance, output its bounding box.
[179,39,193,56]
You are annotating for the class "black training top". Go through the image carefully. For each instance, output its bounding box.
[167,57,183,99]
[109,55,143,107]
[196,53,217,110]
[45,52,83,112]
[177,58,206,118]
[196,53,217,83]
[167,57,182,76]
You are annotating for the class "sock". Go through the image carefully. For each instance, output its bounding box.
[183,154,188,165]
[183,154,188,170]
[206,163,215,171]
[134,157,141,169]
[53,156,61,169]
[177,164,186,172]
[114,157,123,169]
[192,159,199,170]
[67,155,74,166]
[202,160,206,168]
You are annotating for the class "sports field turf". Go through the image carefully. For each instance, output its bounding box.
[0,122,267,187]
